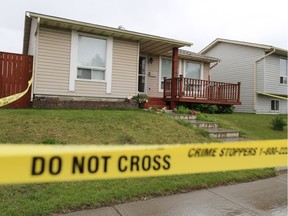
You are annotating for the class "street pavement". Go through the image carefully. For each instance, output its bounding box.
[59,172,287,216]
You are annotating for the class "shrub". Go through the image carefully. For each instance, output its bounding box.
[176,105,190,114]
[271,116,286,131]
[217,105,235,114]
[194,104,218,114]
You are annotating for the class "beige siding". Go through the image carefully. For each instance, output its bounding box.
[35,27,71,95]
[203,62,210,80]
[35,27,139,98]
[111,39,138,98]
[204,43,264,113]
[147,55,162,97]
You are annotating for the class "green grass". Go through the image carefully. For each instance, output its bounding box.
[206,113,287,140]
[0,109,285,216]
[0,169,276,216]
[0,109,210,144]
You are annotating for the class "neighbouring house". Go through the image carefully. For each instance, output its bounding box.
[200,38,287,114]
[22,12,241,109]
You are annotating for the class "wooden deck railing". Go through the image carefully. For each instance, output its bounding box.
[164,76,241,104]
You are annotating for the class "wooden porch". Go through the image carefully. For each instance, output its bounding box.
[163,75,241,105]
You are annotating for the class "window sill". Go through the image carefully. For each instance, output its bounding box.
[76,79,107,83]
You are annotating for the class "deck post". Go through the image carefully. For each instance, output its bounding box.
[237,82,241,102]
[170,47,178,109]
[179,75,183,100]
[163,77,167,99]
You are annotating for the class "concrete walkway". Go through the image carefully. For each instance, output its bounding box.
[60,173,287,216]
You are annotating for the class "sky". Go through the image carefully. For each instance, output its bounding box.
[0,0,287,54]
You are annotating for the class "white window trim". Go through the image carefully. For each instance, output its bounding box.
[279,57,287,85]
[183,60,203,80]
[271,99,280,112]
[69,30,113,93]
[158,57,182,92]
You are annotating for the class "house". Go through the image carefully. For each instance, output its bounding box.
[23,12,241,109]
[200,38,287,114]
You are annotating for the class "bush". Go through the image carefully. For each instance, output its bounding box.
[176,105,190,114]
[194,104,218,114]
[217,105,235,114]
[271,116,286,131]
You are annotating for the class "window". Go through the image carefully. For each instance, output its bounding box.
[159,58,181,90]
[77,36,107,80]
[280,58,287,84]
[271,100,279,111]
[185,61,201,79]
[69,31,113,93]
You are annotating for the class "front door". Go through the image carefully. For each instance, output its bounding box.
[138,56,146,93]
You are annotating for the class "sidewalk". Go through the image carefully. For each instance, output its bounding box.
[60,173,287,216]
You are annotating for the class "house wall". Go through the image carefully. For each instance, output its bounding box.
[203,62,210,80]
[203,43,264,113]
[35,26,138,99]
[256,59,264,92]
[256,94,287,114]
[146,57,211,98]
[36,27,71,95]
[264,54,288,95]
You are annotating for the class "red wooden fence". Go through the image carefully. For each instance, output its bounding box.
[0,52,33,108]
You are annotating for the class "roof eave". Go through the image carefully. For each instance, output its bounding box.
[27,11,193,49]
[200,38,287,56]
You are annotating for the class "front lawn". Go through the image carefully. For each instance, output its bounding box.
[0,109,284,216]
[0,109,209,144]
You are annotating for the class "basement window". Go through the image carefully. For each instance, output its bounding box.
[271,100,279,111]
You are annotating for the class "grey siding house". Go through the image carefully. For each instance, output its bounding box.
[200,39,287,114]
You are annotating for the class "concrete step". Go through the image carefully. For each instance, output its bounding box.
[172,114,197,120]
[207,128,240,138]
[189,120,220,128]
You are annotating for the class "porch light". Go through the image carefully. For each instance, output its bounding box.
[149,57,153,64]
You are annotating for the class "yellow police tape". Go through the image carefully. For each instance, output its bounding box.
[0,70,33,107]
[0,140,287,185]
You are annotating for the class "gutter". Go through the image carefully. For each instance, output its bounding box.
[253,48,276,112]
[257,92,288,100]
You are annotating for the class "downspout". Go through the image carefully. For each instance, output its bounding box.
[31,17,41,100]
[253,48,276,112]
[210,60,220,70]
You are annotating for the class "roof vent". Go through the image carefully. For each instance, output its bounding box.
[118,25,125,30]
